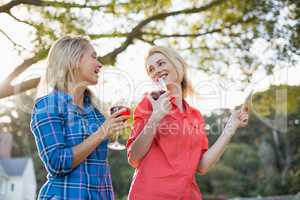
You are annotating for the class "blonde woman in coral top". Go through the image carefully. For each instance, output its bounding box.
[126,46,249,200]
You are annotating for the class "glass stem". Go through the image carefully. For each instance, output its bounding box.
[115,131,120,143]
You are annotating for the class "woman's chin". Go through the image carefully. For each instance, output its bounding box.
[88,77,99,85]
[90,80,98,85]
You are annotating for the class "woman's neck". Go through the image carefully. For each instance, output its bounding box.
[168,84,184,112]
[68,84,86,108]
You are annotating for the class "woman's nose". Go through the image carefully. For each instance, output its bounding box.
[97,61,103,68]
[153,70,163,81]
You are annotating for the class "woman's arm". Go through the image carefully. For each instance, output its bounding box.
[197,110,248,175]
[31,98,128,176]
[71,128,106,168]
[71,113,129,168]
[128,115,160,167]
[128,92,171,168]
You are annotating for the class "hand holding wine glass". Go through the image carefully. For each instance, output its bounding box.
[147,78,172,122]
[100,108,130,143]
[107,106,131,150]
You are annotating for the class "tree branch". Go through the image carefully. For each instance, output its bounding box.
[0,0,230,98]
[98,0,227,65]
[0,0,129,13]
[137,36,156,46]
[131,0,226,29]
[6,49,48,83]
[88,32,129,39]
[0,78,40,99]
[141,16,256,39]
[39,1,128,10]
[7,11,36,27]
[0,48,48,99]
[0,28,26,50]
[142,29,223,38]
[0,0,24,13]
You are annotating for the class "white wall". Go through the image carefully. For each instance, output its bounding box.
[0,175,8,200]
[22,159,36,200]
[3,159,36,200]
[5,177,22,200]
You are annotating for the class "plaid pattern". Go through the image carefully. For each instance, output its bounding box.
[31,90,114,200]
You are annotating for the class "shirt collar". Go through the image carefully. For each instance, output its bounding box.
[170,96,191,113]
[54,89,72,102]
[54,89,91,105]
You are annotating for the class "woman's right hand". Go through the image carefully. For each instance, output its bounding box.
[99,109,130,138]
[147,91,172,122]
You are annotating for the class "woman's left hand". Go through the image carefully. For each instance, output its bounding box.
[224,108,249,136]
[235,109,249,128]
[231,108,249,128]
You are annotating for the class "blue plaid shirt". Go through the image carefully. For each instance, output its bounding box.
[31,89,114,200]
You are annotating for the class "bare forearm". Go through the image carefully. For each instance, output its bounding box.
[129,116,160,165]
[198,125,237,174]
[72,129,106,168]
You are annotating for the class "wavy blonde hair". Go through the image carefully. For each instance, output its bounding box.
[146,46,194,98]
[37,35,103,113]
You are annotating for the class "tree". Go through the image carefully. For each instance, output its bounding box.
[0,0,299,99]
[0,90,48,190]
[1,78,299,197]
[198,84,300,197]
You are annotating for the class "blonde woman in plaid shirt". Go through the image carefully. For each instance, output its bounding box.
[31,35,129,199]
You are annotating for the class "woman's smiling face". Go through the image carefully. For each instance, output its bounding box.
[76,44,103,86]
[146,53,183,86]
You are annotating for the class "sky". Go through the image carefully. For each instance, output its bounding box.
[0,4,299,115]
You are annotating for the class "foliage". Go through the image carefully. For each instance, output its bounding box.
[0,0,299,100]
[0,84,299,198]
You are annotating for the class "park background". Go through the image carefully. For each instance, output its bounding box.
[0,0,299,199]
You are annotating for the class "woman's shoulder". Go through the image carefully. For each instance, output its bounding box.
[33,90,66,112]
[34,92,53,108]
[188,105,205,121]
[135,94,152,113]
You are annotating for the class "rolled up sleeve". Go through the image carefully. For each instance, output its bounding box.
[31,98,73,177]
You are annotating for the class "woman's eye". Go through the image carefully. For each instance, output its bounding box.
[158,62,165,66]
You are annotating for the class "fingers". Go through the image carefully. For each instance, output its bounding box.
[110,122,124,128]
[110,108,127,118]
[111,123,131,132]
[146,93,155,103]
[147,91,170,103]
[238,112,249,120]
[240,120,248,127]
[157,92,171,107]
[159,91,170,99]
[239,113,249,127]
[114,115,130,122]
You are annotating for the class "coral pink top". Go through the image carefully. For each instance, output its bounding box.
[126,96,209,200]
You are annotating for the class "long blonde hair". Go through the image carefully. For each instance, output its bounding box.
[37,35,103,113]
[146,46,194,98]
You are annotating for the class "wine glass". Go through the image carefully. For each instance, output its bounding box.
[107,105,131,150]
[99,69,132,150]
[150,78,168,100]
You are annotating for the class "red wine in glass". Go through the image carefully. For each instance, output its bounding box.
[150,90,166,100]
[108,106,131,150]
[110,106,131,118]
[150,78,167,100]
